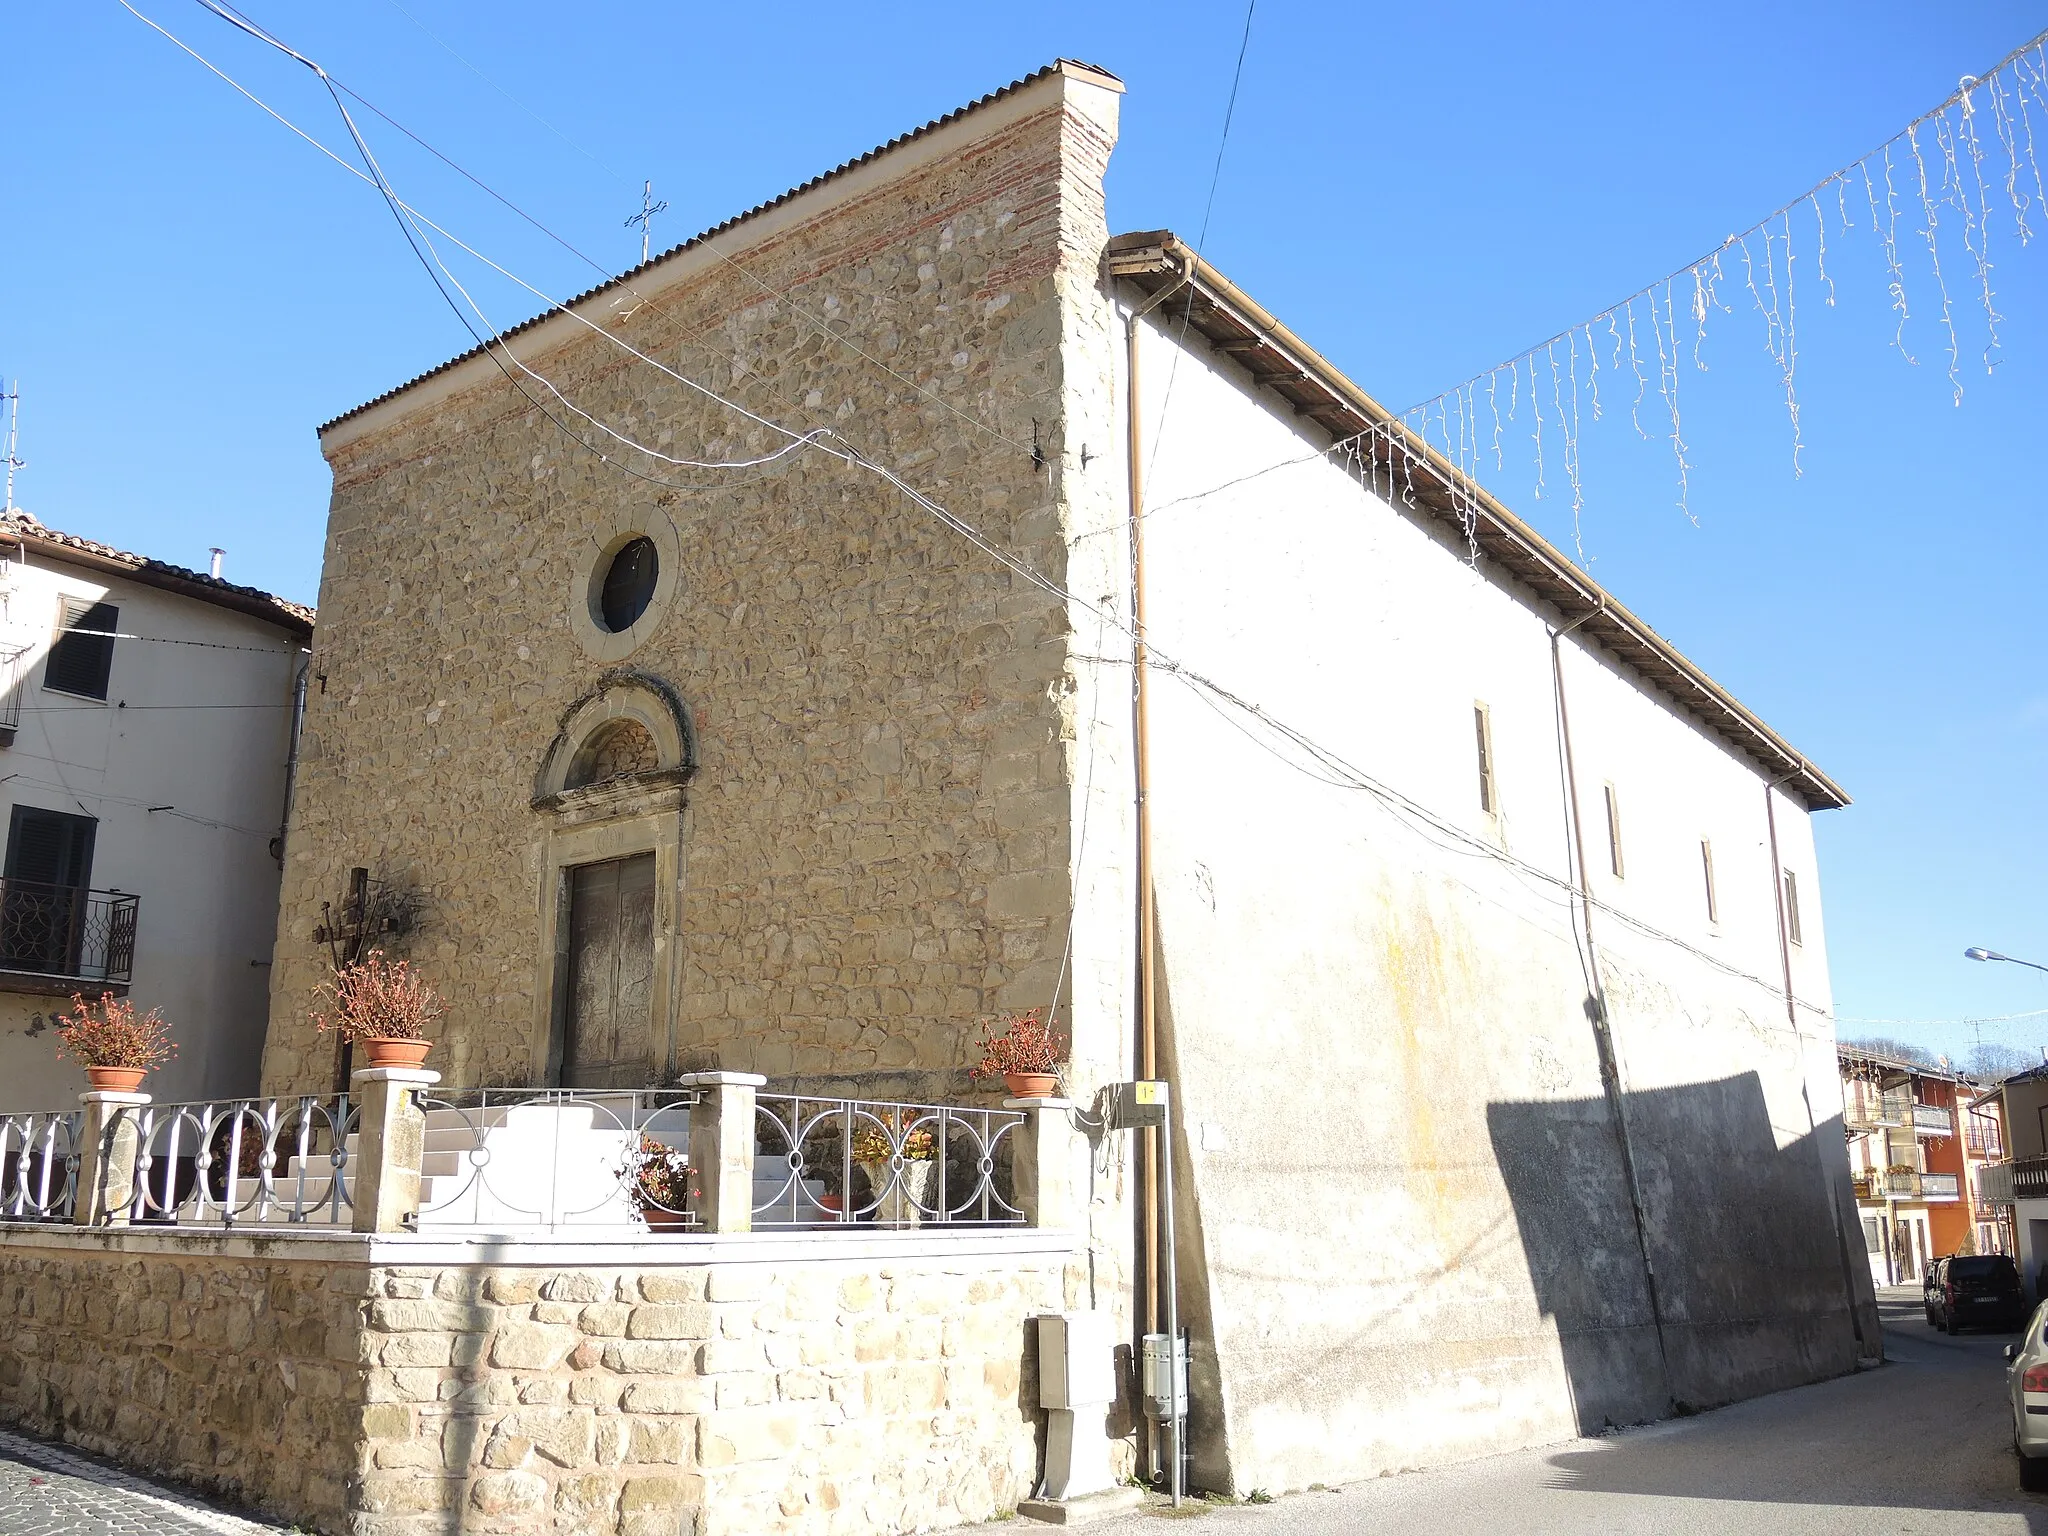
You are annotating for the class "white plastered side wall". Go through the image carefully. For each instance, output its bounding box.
[0,556,299,1110]
[1109,302,1869,1492]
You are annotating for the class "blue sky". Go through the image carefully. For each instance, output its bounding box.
[5,2,2045,1057]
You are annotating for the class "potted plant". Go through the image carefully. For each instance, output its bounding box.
[624,1134,696,1231]
[311,949,443,1069]
[54,991,175,1092]
[852,1114,937,1226]
[969,1009,1067,1099]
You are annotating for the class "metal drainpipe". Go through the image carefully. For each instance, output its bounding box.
[1549,604,1677,1409]
[1124,256,1194,1495]
[1767,767,1873,1349]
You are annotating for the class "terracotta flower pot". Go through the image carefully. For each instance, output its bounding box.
[83,1065,147,1093]
[639,1203,692,1232]
[1003,1070,1060,1099]
[361,1037,432,1070]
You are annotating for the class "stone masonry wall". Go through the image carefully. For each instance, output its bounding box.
[0,1233,1071,1536]
[0,1241,364,1523]
[263,68,1124,1098]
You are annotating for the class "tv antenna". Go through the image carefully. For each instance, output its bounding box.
[624,179,668,265]
[2,380,22,514]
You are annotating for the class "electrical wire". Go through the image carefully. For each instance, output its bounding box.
[143,0,1029,517]
[47,630,304,654]
[153,0,1812,1015]
[265,3,1039,458]
[129,0,1866,1026]
[136,1,820,481]
[0,766,275,839]
[7,702,293,712]
[1144,0,1257,484]
[1836,1007,2048,1028]
[379,0,631,187]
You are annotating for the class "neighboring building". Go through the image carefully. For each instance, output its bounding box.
[1971,1067,2048,1294]
[0,511,310,1108]
[259,61,1874,1499]
[1840,1048,1996,1287]
[1963,1088,2012,1258]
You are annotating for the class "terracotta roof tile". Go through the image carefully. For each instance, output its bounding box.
[0,510,315,635]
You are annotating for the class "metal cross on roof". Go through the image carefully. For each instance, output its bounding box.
[624,179,668,266]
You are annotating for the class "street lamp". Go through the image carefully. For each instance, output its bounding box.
[1965,947,2048,975]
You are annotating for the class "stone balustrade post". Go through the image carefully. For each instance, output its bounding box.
[1006,1098,1079,1229]
[350,1067,439,1234]
[74,1090,148,1227]
[676,1070,765,1233]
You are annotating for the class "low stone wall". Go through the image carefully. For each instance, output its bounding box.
[0,1226,1079,1535]
[0,1238,364,1519]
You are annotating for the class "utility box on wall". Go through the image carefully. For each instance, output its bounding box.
[1035,1311,1118,1501]
[1039,1311,1117,1411]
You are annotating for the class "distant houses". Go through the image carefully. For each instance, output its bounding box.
[1841,1045,2013,1287]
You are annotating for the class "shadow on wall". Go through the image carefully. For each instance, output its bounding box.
[1488,1070,1862,1435]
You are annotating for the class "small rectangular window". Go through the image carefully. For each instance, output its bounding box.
[1784,869,1804,947]
[44,599,117,701]
[1701,839,1718,924]
[1473,703,1497,815]
[1603,783,1624,879]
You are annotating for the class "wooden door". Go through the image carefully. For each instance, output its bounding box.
[560,853,656,1088]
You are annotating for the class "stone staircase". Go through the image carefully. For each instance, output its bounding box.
[173,1095,840,1232]
[261,1098,663,1230]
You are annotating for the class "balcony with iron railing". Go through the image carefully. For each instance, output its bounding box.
[1966,1127,2006,1160]
[1845,1089,1912,1130]
[1913,1103,1956,1137]
[1919,1171,1961,1200]
[0,879,139,992]
[1852,1167,1964,1201]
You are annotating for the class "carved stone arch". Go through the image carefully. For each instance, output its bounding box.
[533,668,698,807]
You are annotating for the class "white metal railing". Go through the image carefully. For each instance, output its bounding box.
[7,1080,1053,1238]
[1919,1171,1961,1199]
[130,1096,356,1228]
[412,1087,700,1231]
[0,1109,80,1220]
[752,1093,1025,1228]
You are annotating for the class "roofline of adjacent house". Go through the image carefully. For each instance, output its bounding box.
[1105,230,1849,813]
[1972,1064,2048,1109]
[1837,1044,1970,1083]
[315,58,1124,446]
[0,525,314,639]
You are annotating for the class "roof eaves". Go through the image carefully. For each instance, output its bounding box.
[0,514,314,637]
[1105,230,1847,813]
[317,59,1123,438]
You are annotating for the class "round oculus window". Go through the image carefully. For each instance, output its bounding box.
[597,536,659,633]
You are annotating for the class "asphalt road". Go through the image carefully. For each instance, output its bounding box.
[1097,1287,2048,1534]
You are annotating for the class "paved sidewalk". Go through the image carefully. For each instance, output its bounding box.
[0,1427,288,1535]
[1086,1289,2045,1534]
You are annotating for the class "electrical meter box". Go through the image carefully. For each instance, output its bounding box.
[1037,1312,1116,1410]
[1103,1080,1169,1131]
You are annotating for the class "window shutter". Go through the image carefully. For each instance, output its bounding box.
[44,600,117,700]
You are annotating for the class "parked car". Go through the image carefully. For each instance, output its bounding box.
[1924,1257,1947,1323]
[1930,1254,2027,1333]
[2005,1301,2048,1490]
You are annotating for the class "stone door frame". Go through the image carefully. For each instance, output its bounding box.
[532,787,687,1087]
